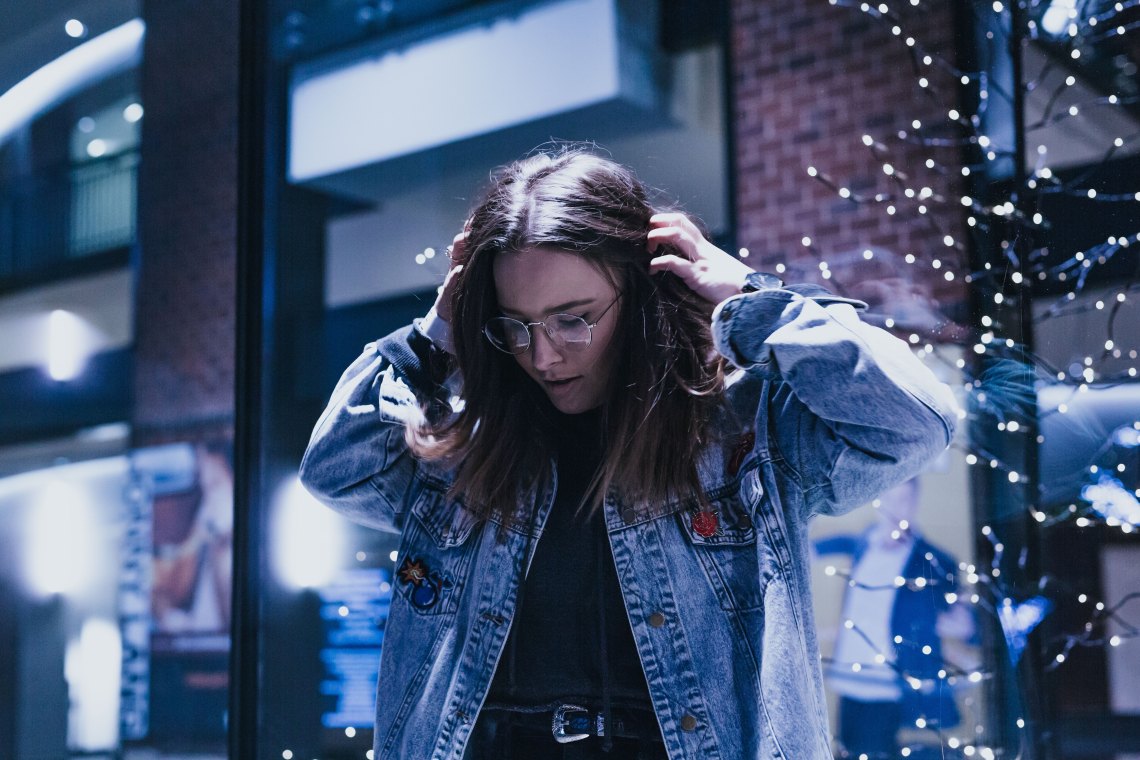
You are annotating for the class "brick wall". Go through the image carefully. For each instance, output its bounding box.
[132,0,240,445]
[730,0,969,332]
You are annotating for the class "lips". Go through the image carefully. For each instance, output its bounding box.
[543,376,581,389]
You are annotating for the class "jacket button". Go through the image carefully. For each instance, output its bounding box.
[648,612,666,628]
[681,714,698,731]
[739,513,752,529]
[622,507,638,524]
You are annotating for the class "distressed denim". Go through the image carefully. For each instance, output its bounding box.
[299,288,959,760]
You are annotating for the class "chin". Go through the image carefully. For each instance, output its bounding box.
[549,397,583,414]
[546,393,598,415]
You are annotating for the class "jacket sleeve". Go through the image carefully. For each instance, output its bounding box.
[298,320,455,533]
[711,286,959,517]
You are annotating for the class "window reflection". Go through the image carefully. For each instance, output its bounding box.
[811,460,983,759]
[0,441,229,757]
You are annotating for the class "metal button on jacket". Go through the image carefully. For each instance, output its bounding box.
[648,611,666,628]
[680,715,698,731]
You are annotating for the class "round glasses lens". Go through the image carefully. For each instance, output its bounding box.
[484,318,529,353]
[547,314,591,348]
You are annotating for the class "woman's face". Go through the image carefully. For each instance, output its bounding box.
[492,247,622,414]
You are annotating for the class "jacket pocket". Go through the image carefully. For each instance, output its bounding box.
[391,479,479,616]
[675,478,779,612]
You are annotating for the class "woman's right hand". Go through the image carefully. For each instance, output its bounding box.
[434,227,469,323]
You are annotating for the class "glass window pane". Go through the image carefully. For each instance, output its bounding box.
[255,1,732,756]
[243,1,1140,758]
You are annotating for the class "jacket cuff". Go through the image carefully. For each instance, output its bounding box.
[711,285,868,371]
[416,306,455,355]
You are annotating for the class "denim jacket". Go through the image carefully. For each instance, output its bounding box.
[299,287,959,759]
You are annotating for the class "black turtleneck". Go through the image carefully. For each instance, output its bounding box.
[485,407,654,710]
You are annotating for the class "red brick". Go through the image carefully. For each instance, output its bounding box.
[731,0,968,320]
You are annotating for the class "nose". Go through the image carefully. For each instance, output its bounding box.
[528,327,563,373]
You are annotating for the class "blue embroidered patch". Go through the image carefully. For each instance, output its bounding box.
[397,556,454,610]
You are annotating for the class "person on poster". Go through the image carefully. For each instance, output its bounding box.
[300,146,958,759]
[152,443,234,634]
[815,477,974,759]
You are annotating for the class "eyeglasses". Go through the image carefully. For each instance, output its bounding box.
[483,294,621,355]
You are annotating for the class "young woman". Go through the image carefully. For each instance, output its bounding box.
[300,148,958,759]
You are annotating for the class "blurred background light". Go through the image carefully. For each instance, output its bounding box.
[1040,0,1076,36]
[47,309,96,381]
[65,618,122,750]
[24,479,99,596]
[272,476,345,590]
[0,18,144,146]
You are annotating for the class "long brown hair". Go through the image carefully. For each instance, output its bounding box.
[409,147,726,528]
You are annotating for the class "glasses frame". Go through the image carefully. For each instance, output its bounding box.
[483,293,622,355]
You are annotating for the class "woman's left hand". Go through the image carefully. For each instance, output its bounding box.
[647,213,754,305]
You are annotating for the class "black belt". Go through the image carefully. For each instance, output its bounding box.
[481,702,662,744]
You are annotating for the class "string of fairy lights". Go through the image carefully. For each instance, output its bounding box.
[807,0,1140,757]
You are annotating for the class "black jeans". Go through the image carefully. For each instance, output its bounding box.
[464,710,670,759]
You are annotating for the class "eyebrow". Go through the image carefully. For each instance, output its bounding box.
[499,298,597,318]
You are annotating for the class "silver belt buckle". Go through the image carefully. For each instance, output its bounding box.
[552,703,598,743]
